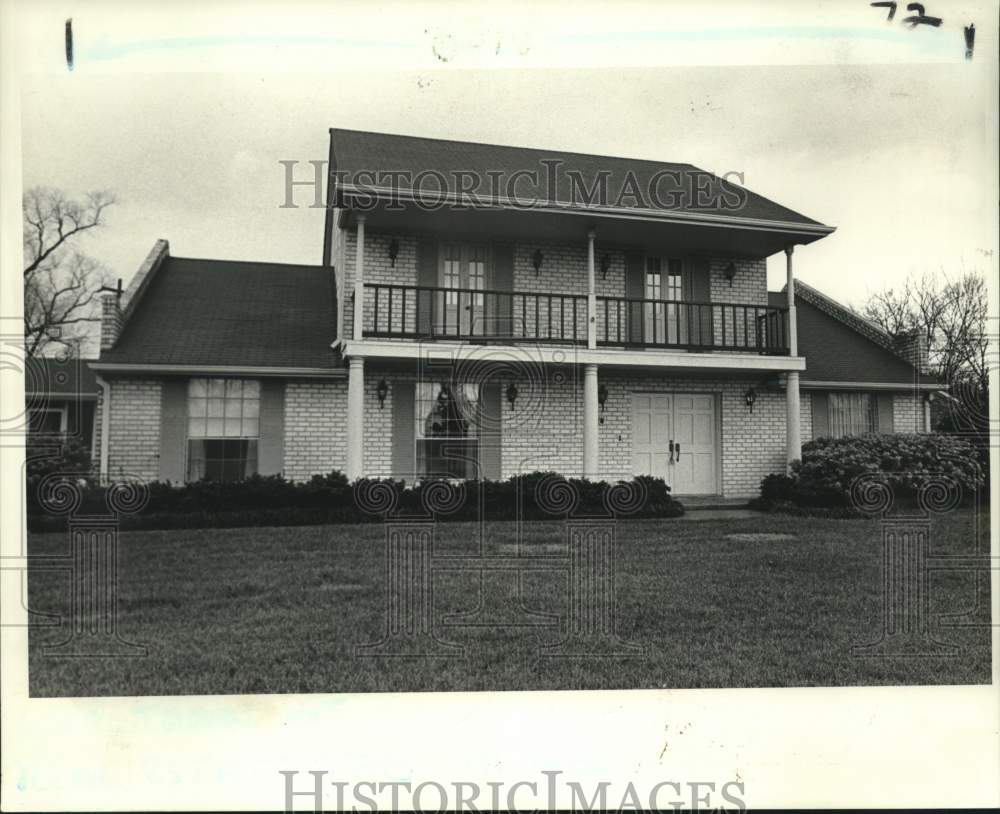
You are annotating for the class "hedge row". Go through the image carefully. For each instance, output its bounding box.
[752,432,985,513]
[27,470,684,532]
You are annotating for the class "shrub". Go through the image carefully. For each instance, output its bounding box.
[26,471,684,532]
[754,433,985,513]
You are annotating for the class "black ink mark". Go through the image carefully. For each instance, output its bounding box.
[871,2,897,21]
[903,3,942,28]
[964,24,975,60]
[65,18,73,71]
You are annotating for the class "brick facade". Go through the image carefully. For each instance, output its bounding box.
[892,392,924,433]
[105,378,161,480]
[283,380,348,481]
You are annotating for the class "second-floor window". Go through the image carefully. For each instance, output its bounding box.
[645,257,685,343]
[439,243,490,336]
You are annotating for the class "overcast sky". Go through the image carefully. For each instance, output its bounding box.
[18,7,997,356]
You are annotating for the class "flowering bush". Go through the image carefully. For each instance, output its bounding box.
[755,433,985,511]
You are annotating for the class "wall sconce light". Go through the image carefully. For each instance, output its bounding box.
[598,383,609,423]
[376,379,388,409]
[388,239,400,267]
[532,249,544,275]
[600,254,611,279]
[724,261,737,287]
[744,387,757,413]
[506,382,519,410]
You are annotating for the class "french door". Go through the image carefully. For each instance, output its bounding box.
[644,258,686,345]
[439,243,489,336]
[631,392,717,495]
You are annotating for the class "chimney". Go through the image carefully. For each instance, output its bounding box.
[98,239,170,353]
[99,283,123,350]
[893,330,929,374]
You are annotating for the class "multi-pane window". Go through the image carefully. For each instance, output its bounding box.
[438,244,491,336]
[828,392,878,437]
[28,407,67,435]
[415,382,480,479]
[186,379,260,481]
[645,257,685,344]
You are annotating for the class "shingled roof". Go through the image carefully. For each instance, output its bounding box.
[99,256,339,370]
[330,128,830,229]
[769,286,938,386]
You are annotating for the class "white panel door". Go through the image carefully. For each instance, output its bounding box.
[671,393,717,495]
[631,393,672,480]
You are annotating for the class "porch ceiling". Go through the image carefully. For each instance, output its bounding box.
[338,199,833,259]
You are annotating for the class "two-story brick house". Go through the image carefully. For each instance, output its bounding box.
[88,129,938,498]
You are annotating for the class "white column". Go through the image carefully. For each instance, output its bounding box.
[583,364,599,478]
[785,245,801,466]
[924,395,932,433]
[346,356,365,480]
[785,245,798,357]
[586,228,597,349]
[353,215,366,340]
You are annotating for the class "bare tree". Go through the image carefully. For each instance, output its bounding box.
[862,268,989,432]
[23,187,116,357]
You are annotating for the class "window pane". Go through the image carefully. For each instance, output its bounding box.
[225,380,242,397]
[243,399,259,418]
[207,398,224,417]
[243,380,260,399]
[225,399,242,419]
[188,418,206,437]
[242,418,259,437]
[189,379,207,398]
[188,397,207,417]
[208,380,225,397]
[206,417,224,436]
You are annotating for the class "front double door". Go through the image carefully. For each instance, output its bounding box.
[631,392,717,495]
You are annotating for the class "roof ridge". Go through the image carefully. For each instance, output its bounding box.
[169,255,329,271]
[330,127,701,170]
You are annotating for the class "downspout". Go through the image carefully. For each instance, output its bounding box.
[96,374,111,484]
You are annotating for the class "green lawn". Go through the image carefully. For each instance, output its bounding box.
[27,510,992,696]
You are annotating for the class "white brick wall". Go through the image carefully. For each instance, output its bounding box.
[106,378,161,480]
[893,392,924,433]
[284,380,348,481]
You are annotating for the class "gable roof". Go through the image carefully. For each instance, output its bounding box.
[24,356,99,398]
[330,128,832,232]
[98,257,339,371]
[769,285,938,386]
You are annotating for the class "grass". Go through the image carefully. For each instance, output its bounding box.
[27,510,991,696]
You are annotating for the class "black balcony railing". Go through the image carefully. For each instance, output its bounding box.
[361,284,790,354]
[598,297,789,354]
[363,284,588,343]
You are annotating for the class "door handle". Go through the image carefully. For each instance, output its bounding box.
[675,443,681,459]
[668,440,675,463]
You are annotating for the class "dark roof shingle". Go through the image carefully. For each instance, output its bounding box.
[100,257,339,370]
[330,128,827,227]
[768,289,938,385]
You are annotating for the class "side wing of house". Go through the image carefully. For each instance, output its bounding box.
[777,283,941,440]
[91,242,344,483]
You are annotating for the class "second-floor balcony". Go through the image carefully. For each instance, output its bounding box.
[362,283,790,354]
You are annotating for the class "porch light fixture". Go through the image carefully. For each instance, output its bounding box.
[600,254,611,279]
[597,384,609,423]
[532,249,544,275]
[506,382,519,410]
[388,239,400,267]
[745,387,757,413]
[724,261,737,287]
[376,379,388,409]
